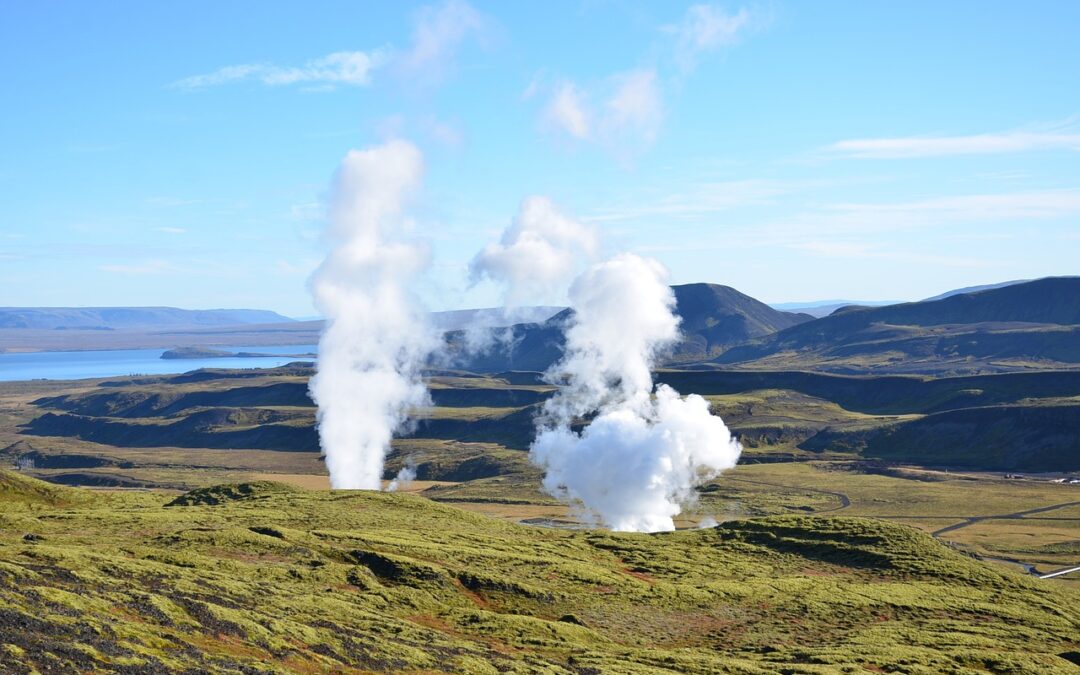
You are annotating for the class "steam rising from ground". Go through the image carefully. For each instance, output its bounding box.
[469,195,598,307]
[461,195,596,357]
[308,154,741,516]
[309,140,438,489]
[531,253,742,532]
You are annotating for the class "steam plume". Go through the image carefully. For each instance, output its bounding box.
[531,253,742,532]
[469,195,598,307]
[308,139,438,489]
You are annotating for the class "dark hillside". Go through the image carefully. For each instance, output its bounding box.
[803,403,1080,472]
[825,276,1080,329]
[657,369,1080,415]
[717,277,1080,372]
[669,283,813,357]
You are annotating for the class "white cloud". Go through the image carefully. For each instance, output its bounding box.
[545,82,591,140]
[826,131,1080,159]
[540,69,663,152]
[171,2,489,92]
[604,69,663,146]
[154,227,187,235]
[520,74,543,101]
[529,5,764,155]
[399,0,489,79]
[172,51,384,90]
[672,4,753,70]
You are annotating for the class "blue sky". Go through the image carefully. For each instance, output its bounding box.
[1,1,1078,316]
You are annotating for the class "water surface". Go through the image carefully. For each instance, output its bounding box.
[0,344,318,382]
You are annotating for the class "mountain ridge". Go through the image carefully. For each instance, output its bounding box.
[716,276,1080,373]
[0,306,295,330]
[452,282,814,372]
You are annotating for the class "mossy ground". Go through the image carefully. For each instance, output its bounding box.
[1,472,1078,674]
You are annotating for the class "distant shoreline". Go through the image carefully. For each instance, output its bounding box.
[160,346,317,360]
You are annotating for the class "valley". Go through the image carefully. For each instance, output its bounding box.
[2,277,1078,673]
[4,358,1078,577]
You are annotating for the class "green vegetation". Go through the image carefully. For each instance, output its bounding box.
[4,362,1077,576]
[2,278,1079,671]
[1,472,1077,673]
[21,366,1080,470]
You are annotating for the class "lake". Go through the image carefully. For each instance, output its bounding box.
[0,344,319,382]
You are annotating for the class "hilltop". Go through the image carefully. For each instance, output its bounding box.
[454,283,813,371]
[669,283,813,356]
[921,279,1030,302]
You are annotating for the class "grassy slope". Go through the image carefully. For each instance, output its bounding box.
[5,369,1077,574]
[0,472,1077,674]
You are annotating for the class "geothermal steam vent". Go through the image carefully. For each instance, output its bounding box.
[309,140,438,490]
[309,140,740,530]
[529,254,742,532]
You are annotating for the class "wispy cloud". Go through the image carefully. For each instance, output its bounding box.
[617,186,1080,257]
[669,4,758,72]
[289,202,324,222]
[540,68,663,154]
[825,189,1080,225]
[154,227,187,235]
[171,1,489,92]
[544,82,591,140]
[533,4,763,156]
[171,51,385,90]
[826,130,1080,159]
[790,241,994,268]
[275,258,321,278]
[421,115,466,147]
[606,69,663,146]
[98,259,181,275]
[727,189,1080,254]
[397,0,491,82]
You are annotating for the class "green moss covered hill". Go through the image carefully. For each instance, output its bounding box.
[0,471,1077,674]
